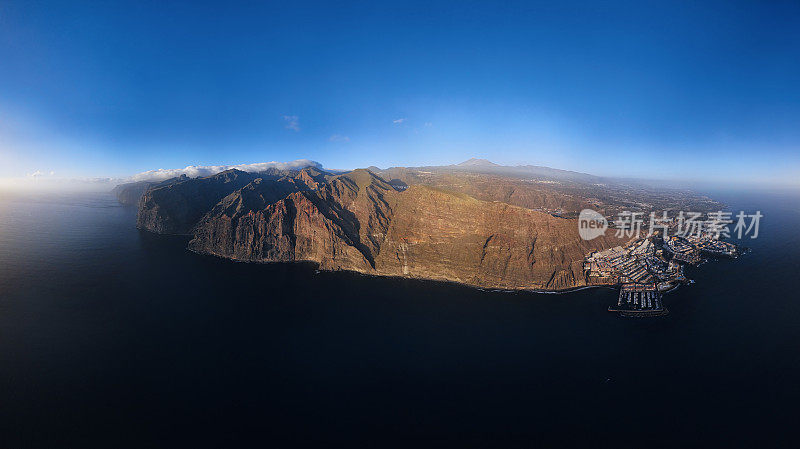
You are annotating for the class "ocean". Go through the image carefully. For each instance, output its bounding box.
[1,189,799,447]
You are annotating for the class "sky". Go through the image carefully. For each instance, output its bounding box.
[1,0,799,187]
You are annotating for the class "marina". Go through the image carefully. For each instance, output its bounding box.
[584,231,740,317]
[608,283,668,317]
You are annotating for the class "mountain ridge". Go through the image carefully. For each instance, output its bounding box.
[182,167,622,290]
[118,160,719,290]
[457,158,499,167]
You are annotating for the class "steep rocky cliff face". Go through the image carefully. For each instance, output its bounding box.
[134,167,335,234]
[137,169,260,234]
[112,181,156,205]
[373,186,617,290]
[188,169,395,270]
[113,175,189,206]
[186,169,620,290]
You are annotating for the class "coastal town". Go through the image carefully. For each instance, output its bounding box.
[584,230,739,317]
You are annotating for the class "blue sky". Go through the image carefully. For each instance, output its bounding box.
[1,0,799,185]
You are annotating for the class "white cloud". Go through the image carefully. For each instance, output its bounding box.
[424,122,432,127]
[127,159,322,182]
[328,134,350,142]
[392,118,406,124]
[283,115,300,131]
[27,170,56,179]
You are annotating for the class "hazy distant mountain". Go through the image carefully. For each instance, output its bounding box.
[448,158,602,184]
[365,159,718,217]
[112,175,194,206]
[456,158,499,167]
[112,181,158,206]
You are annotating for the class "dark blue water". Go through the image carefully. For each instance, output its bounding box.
[1,190,799,447]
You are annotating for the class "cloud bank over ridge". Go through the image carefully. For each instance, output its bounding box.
[128,159,322,182]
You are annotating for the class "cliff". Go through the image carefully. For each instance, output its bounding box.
[112,181,156,205]
[112,175,189,206]
[373,185,617,290]
[186,169,620,290]
[137,169,259,234]
[135,167,336,235]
